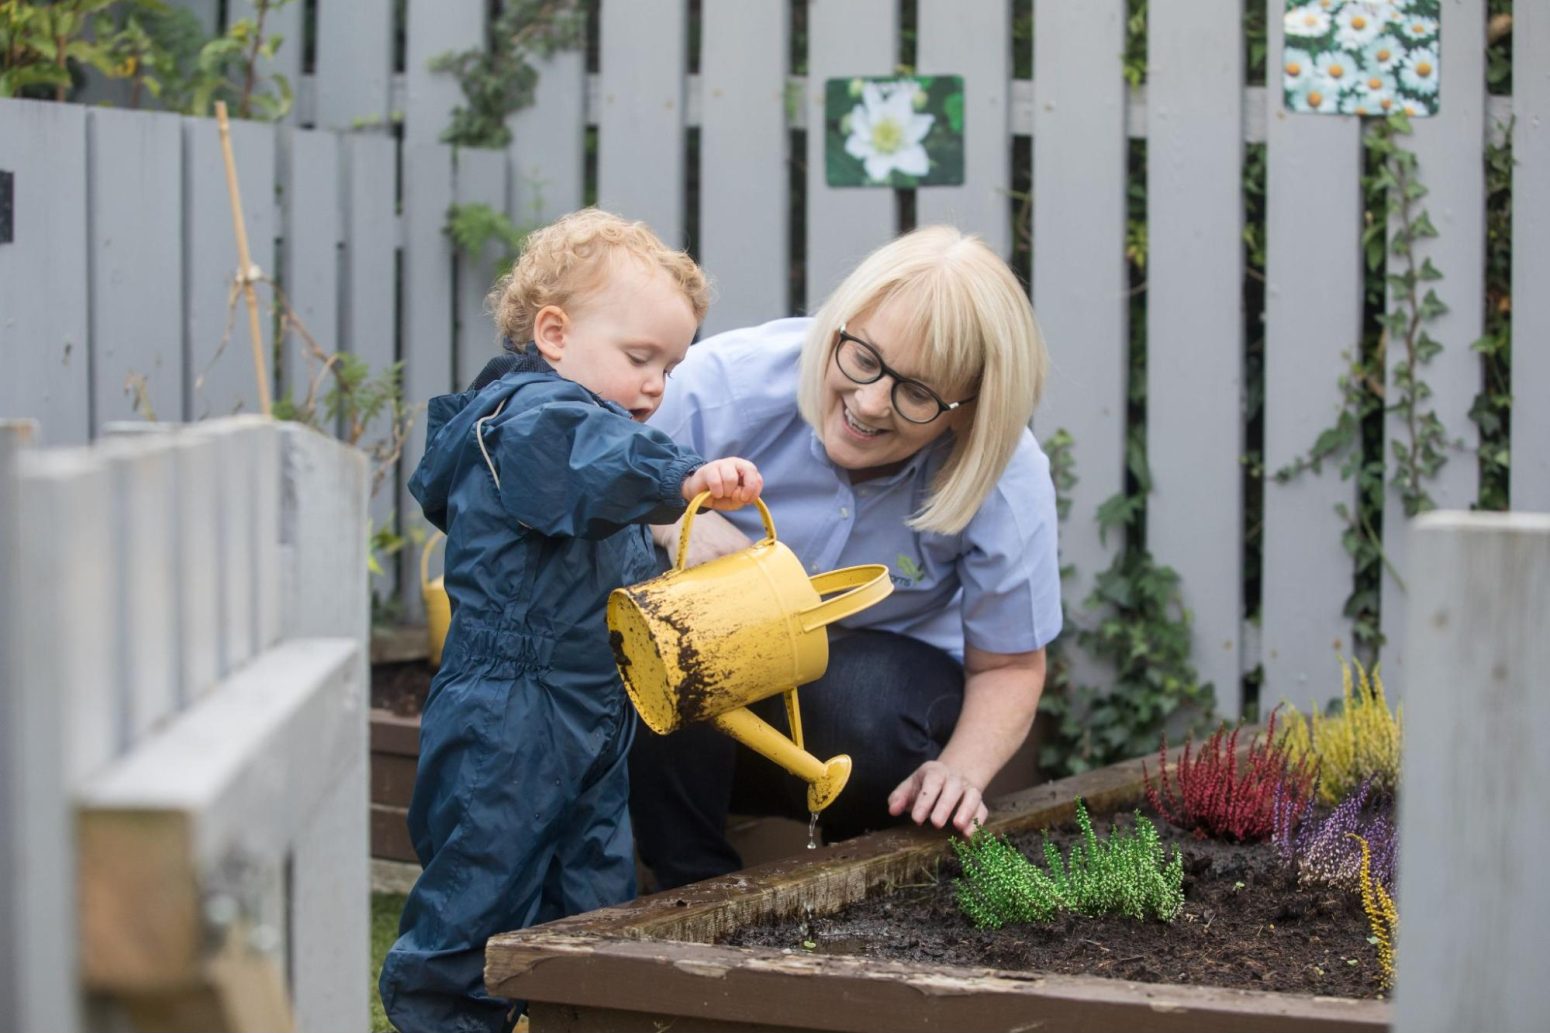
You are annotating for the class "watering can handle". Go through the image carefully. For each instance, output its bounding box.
[420,530,446,590]
[800,565,894,633]
[675,491,777,571]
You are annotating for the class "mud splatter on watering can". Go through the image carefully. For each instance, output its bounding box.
[608,492,893,812]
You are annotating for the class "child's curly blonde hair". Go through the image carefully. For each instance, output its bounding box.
[488,208,710,349]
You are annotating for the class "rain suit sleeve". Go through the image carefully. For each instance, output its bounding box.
[489,399,705,539]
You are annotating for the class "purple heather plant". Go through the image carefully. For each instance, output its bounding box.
[1275,778,1397,894]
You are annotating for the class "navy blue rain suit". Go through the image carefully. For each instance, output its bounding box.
[379,350,704,1033]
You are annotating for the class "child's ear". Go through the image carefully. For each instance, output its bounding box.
[531,305,569,362]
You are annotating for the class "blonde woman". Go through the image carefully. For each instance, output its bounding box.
[631,225,1061,890]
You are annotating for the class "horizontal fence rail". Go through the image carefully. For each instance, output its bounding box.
[0,0,1542,724]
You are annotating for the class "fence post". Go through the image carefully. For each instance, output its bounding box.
[0,421,83,1033]
[1395,511,1550,1031]
[278,424,370,1032]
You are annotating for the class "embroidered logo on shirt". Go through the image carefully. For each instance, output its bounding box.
[892,553,925,587]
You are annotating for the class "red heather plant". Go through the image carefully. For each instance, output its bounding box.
[1144,708,1316,842]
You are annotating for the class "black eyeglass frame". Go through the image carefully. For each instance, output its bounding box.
[832,323,977,425]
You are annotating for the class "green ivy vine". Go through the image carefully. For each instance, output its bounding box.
[431,0,586,149]
[1274,113,1472,652]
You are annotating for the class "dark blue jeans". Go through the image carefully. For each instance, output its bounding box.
[628,629,964,890]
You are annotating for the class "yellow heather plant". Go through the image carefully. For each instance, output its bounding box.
[1350,833,1398,989]
[1279,658,1402,805]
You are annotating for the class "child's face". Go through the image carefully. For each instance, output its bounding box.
[534,258,698,421]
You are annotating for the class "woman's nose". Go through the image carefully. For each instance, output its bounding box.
[852,377,893,416]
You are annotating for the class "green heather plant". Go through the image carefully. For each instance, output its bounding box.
[951,798,1183,929]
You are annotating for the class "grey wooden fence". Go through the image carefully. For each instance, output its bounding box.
[0,418,369,1033]
[0,0,1544,721]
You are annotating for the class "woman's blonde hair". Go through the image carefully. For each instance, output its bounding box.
[488,208,710,347]
[796,225,1047,535]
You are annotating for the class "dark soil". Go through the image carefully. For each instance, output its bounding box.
[723,807,1388,1000]
[372,661,434,717]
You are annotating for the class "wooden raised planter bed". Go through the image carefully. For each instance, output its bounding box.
[369,626,433,863]
[486,756,1391,1033]
[370,706,420,862]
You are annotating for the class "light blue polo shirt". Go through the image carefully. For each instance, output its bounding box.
[650,317,1062,661]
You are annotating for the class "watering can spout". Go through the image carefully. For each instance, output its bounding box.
[608,494,891,814]
[711,706,852,812]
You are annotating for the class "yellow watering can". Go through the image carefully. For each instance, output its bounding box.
[422,531,450,668]
[608,492,893,812]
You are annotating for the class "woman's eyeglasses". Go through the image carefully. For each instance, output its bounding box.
[832,324,976,425]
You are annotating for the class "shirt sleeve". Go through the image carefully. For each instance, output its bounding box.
[649,318,811,456]
[957,435,1064,655]
[490,399,705,539]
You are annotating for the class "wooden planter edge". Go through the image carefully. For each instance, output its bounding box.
[486,752,1391,1033]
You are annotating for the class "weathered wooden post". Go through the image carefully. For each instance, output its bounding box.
[0,419,78,1033]
[1395,511,1550,1032]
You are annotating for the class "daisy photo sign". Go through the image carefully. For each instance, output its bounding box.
[824,75,965,188]
[1282,0,1441,117]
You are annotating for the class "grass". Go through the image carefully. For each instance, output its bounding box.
[371,892,407,1033]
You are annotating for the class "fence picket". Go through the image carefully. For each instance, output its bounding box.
[1031,0,1129,619]
[454,147,509,388]
[103,439,180,740]
[250,418,282,651]
[1512,6,1550,511]
[87,108,184,434]
[699,0,789,334]
[17,451,120,782]
[279,128,342,415]
[184,116,277,421]
[403,0,486,147]
[1379,0,1486,688]
[805,0,898,306]
[597,0,688,246]
[339,133,402,606]
[1146,0,1245,716]
[279,424,370,1031]
[507,49,587,226]
[195,421,258,675]
[0,100,90,444]
[1260,8,1363,714]
[0,422,78,1033]
[315,0,394,133]
[399,145,458,621]
[174,431,225,701]
[916,0,1011,256]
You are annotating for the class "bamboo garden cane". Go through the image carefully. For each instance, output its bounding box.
[214,101,273,417]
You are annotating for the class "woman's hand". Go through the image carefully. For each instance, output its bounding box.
[888,647,1048,835]
[651,506,755,568]
[682,457,763,510]
[887,760,988,834]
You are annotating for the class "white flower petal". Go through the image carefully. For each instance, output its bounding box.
[892,145,931,177]
[863,152,896,182]
[906,113,935,145]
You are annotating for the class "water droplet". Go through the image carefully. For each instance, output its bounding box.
[807,811,819,849]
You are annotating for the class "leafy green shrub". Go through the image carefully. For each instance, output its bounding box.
[951,798,1183,929]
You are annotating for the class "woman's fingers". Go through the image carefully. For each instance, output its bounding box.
[890,762,988,831]
[951,787,986,834]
